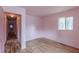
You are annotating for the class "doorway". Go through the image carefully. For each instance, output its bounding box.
[4,12,21,52]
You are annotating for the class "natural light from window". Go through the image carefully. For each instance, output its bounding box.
[58,16,73,30]
[58,17,65,30]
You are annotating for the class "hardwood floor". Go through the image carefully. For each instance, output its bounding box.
[20,38,79,53]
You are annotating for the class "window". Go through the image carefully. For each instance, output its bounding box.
[66,16,73,30]
[58,17,65,30]
[58,16,73,30]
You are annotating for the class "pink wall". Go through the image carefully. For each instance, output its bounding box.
[0,7,6,53]
[42,7,79,48]
[26,15,44,41]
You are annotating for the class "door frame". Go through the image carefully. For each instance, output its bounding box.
[4,12,21,47]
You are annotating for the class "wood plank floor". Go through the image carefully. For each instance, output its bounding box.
[20,38,79,53]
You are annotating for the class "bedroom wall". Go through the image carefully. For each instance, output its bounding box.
[26,15,44,41]
[42,7,79,48]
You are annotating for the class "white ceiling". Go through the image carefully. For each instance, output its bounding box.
[22,6,77,17]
